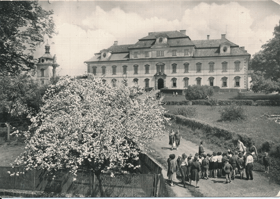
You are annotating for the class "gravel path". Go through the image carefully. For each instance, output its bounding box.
[148,132,280,197]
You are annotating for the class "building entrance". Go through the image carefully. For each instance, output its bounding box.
[158,78,164,89]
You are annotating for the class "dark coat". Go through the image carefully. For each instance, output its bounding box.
[199,145,204,155]
[174,133,181,146]
[169,134,175,145]
[190,161,201,181]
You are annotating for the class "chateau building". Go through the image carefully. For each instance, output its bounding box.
[36,43,59,86]
[85,30,250,90]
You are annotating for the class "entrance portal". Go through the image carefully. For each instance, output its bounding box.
[158,78,164,89]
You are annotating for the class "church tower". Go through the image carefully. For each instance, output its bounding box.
[36,42,59,85]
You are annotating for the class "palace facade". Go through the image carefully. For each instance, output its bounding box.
[85,30,250,90]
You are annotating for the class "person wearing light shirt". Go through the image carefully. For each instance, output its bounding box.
[245,153,254,180]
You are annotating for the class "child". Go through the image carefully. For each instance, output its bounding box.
[212,152,218,178]
[263,152,270,174]
[223,159,233,183]
[202,154,209,179]
[237,152,245,179]
[217,152,223,177]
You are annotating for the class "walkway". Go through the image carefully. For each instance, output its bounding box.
[148,132,280,197]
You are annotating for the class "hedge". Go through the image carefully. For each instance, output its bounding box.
[164,113,253,149]
[162,100,280,106]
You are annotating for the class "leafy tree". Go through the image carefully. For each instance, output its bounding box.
[0,73,46,140]
[0,1,55,75]
[13,76,168,178]
[249,20,280,93]
[185,85,214,100]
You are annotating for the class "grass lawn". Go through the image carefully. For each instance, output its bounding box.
[165,105,280,147]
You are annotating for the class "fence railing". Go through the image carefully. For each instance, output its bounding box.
[0,153,168,197]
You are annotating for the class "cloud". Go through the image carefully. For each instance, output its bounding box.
[42,2,280,76]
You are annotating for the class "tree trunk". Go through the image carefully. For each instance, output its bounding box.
[5,122,10,142]
[95,173,105,197]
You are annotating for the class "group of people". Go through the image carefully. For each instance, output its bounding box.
[167,139,271,188]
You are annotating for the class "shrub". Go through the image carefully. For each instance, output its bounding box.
[191,100,211,105]
[213,86,220,93]
[256,100,280,106]
[220,104,247,121]
[175,107,197,118]
[208,98,218,106]
[185,85,214,100]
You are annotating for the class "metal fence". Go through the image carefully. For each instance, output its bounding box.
[0,153,168,197]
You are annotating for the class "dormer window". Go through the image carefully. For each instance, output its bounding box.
[159,37,163,43]
[103,52,106,58]
[223,46,228,52]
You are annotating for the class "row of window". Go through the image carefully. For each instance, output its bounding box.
[104,76,241,88]
[92,61,241,76]
[133,49,191,58]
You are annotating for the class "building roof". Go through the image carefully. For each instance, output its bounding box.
[105,44,134,53]
[139,31,189,40]
[40,53,53,59]
[85,53,129,63]
[168,38,195,47]
[192,39,238,48]
[194,47,250,57]
[128,40,155,49]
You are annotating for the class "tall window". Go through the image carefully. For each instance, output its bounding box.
[222,61,228,72]
[112,79,117,87]
[222,77,228,87]
[172,50,177,56]
[102,66,106,75]
[196,63,202,73]
[156,63,165,73]
[184,77,189,87]
[133,64,138,74]
[172,78,177,88]
[133,78,138,85]
[134,52,138,58]
[235,76,240,87]
[123,65,127,75]
[172,63,177,73]
[40,69,45,77]
[145,64,149,74]
[184,63,189,73]
[145,51,149,57]
[92,66,97,75]
[145,78,149,88]
[156,50,164,57]
[112,65,117,75]
[196,77,202,86]
[209,77,214,86]
[234,61,240,72]
[209,62,214,73]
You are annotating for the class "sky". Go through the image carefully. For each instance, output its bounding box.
[34,0,280,76]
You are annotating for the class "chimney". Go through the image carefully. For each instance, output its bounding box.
[221,34,226,39]
[207,35,210,40]
[180,30,186,35]
[114,41,118,46]
[240,47,244,50]
[148,32,153,36]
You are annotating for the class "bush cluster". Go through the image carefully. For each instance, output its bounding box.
[255,100,280,106]
[185,85,214,100]
[219,104,247,121]
[173,107,197,118]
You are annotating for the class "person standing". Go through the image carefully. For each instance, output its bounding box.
[212,152,218,178]
[263,152,270,174]
[229,151,238,180]
[245,152,254,180]
[190,156,201,188]
[174,130,181,150]
[169,130,176,150]
[179,153,188,188]
[167,154,178,186]
[217,152,223,177]
[202,154,209,179]
[237,139,246,154]
[237,152,245,179]
[199,141,205,156]
[250,142,258,161]
[223,159,233,184]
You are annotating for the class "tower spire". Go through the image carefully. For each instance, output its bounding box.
[45,39,50,54]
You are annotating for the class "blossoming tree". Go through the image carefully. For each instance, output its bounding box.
[13,76,168,177]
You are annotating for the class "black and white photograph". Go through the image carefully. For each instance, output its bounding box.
[0,0,280,197]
